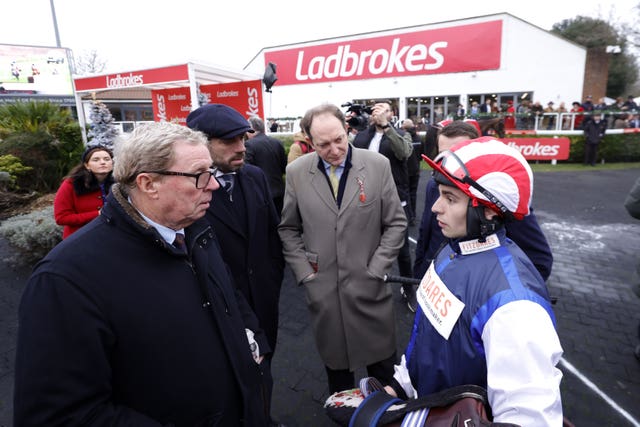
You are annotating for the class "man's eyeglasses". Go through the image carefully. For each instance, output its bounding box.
[142,168,219,189]
[433,150,514,220]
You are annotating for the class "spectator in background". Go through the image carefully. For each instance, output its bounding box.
[556,101,568,129]
[517,99,531,129]
[623,95,638,112]
[571,101,585,130]
[279,103,406,394]
[594,97,609,111]
[455,103,465,119]
[269,119,279,133]
[614,112,630,129]
[480,98,492,115]
[352,102,416,312]
[504,100,516,130]
[629,113,640,128]
[583,113,607,166]
[288,130,314,164]
[401,118,422,226]
[54,145,115,239]
[245,116,287,214]
[543,101,556,130]
[531,101,544,127]
[582,95,595,112]
[469,101,480,119]
[15,122,271,426]
[593,97,610,127]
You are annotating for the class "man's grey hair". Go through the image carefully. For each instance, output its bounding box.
[113,122,208,191]
[248,116,266,133]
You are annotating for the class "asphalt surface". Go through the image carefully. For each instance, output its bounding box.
[1,167,640,427]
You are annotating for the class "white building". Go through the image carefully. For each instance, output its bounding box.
[244,13,586,125]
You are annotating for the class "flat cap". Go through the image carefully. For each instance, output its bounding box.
[186,104,254,139]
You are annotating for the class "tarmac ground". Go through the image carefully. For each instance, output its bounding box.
[1,166,640,427]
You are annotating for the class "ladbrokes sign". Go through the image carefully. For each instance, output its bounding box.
[501,138,571,161]
[264,20,502,85]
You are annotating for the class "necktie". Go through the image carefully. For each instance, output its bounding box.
[172,233,187,254]
[329,166,339,198]
[221,174,234,194]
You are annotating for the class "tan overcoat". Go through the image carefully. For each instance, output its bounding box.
[278,146,406,370]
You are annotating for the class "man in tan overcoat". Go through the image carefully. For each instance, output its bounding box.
[278,103,407,394]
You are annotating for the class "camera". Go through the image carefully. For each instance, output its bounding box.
[342,102,373,131]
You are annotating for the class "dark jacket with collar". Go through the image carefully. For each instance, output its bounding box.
[206,163,284,351]
[583,118,607,144]
[14,184,270,426]
[352,126,411,204]
[245,133,287,199]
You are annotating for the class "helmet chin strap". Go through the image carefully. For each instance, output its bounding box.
[466,200,503,243]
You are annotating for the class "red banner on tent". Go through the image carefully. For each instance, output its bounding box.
[500,137,571,160]
[264,20,502,85]
[151,87,192,125]
[199,80,263,120]
[75,64,189,92]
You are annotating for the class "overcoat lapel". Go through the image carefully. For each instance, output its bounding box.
[308,159,339,214]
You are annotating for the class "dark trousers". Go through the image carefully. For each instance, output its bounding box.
[325,351,397,394]
[584,143,599,166]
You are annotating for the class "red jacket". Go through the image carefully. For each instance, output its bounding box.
[54,177,110,239]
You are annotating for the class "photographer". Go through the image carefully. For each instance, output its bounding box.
[352,102,416,311]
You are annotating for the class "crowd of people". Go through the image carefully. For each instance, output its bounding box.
[477,94,640,131]
[20,98,630,426]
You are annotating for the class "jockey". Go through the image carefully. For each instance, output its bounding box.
[390,137,564,426]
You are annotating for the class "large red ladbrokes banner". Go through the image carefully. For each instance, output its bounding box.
[500,138,570,161]
[264,20,502,85]
[151,87,191,125]
[199,80,264,119]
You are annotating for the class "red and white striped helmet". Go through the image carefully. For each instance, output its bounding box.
[423,137,533,219]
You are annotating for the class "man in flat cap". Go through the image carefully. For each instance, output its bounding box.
[187,104,285,423]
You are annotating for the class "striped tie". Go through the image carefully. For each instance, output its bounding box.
[172,233,187,254]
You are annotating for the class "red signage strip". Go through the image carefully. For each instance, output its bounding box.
[499,137,570,160]
[199,80,264,120]
[74,64,190,92]
[151,87,192,125]
[264,20,502,85]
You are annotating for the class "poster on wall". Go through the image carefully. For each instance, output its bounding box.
[151,86,192,125]
[199,79,264,120]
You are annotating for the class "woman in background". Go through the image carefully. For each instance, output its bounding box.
[287,131,314,164]
[54,145,114,239]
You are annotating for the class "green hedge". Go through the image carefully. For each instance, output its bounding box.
[274,132,640,163]
[566,133,640,163]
